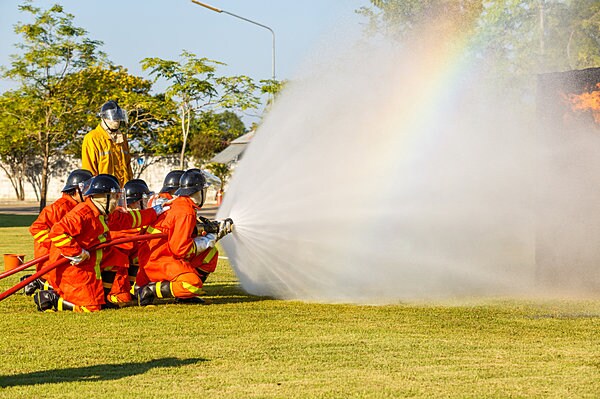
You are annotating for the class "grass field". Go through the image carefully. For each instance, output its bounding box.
[1,221,600,398]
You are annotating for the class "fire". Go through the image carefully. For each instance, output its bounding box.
[565,83,600,124]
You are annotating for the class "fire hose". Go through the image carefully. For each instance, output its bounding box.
[0,233,166,303]
[0,217,227,281]
[0,254,50,281]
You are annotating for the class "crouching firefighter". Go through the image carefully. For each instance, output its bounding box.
[33,174,168,312]
[24,168,93,296]
[136,169,234,306]
[111,179,153,295]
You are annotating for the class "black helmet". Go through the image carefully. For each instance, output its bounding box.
[84,174,121,196]
[124,179,151,205]
[175,169,208,198]
[160,170,185,193]
[62,169,93,193]
[98,100,128,123]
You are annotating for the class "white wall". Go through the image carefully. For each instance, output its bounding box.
[0,156,219,205]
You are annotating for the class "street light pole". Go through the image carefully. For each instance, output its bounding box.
[190,0,276,80]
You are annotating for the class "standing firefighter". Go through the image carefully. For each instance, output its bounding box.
[82,100,133,186]
[137,169,233,305]
[25,169,93,295]
[33,174,168,312]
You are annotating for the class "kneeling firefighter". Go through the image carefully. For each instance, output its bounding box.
[136,169,234,305]
[33,174,168,312]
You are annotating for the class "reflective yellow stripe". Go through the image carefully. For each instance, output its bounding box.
[156,282,163,298]
[94,249,102,279]
[55,237,73,247]
[36,233,49,243]
[146,226,163,235]
[33,229,49,239]
[80,306,92,313]
[58,298,64,311]
[187,245,196,258]
[181,282,205,296]
[129,210,141,228]
[203,247,217,263]
[51,234,69,242]
[103,282,113,289]
[43,281,51,290]
[99,215,109,234]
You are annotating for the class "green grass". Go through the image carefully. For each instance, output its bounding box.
[0,214,38,228]
[1,226,600,398]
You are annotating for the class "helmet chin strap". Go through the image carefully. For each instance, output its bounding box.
[102,119,120,133]
[190,190,204,207]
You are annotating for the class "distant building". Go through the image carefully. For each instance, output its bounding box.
[210,130,255,164]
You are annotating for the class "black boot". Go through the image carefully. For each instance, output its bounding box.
[137,281,173,306]
[21,275,39,296]
[33,290,59,311]
[55,297,76,311]
[197,270,210,284]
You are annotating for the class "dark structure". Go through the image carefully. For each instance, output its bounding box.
[535,67,600,293]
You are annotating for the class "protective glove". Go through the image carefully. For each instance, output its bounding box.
[194,233,216,254]
[153,196,169,207]
[196,216,219,234]
[64,249,90,265]
[152,203,170,216]
[216,218,235,241]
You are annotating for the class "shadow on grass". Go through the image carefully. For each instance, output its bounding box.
[0,357,206,387]
[204,282,273,305]
[0,214,37,228]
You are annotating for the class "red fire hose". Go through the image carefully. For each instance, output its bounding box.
[0,255,50,281]
[0,233,166,303]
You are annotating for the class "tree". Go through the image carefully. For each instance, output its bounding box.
[205,162,232,200]
[357,0,484,46]
[0,91,38,200]
[357,0,600,94]
[61,65,179,177]
[1,2,107,209]
[141,50,262,169]
[188,110,246,163]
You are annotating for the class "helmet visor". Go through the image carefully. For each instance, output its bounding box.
[99,107,128,123]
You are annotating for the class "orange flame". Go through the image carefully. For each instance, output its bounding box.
[565,83,600,124]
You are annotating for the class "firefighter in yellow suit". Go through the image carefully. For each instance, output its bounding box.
[82,100,133,186]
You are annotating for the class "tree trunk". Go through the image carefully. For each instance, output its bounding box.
[179,106,191,170]
[39,141,50,211]
[0,163,25,200]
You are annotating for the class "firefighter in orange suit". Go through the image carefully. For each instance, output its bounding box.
[110,179,153,294]
[32,174,168,312]
[81,100,133,186]
[24,169,93,296]
[147,169,184,207]
[136,169,233,306]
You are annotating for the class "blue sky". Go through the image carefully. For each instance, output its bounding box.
[1,0,369,93]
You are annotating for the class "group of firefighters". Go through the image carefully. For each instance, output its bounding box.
[25,168,233,312]
[19,100,234,312]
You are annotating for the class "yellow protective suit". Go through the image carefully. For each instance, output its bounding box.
[81,124,133,186]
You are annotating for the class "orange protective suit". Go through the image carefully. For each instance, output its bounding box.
[47,198,157,311]
[137,196,218,298]
[29,193,79,286]
[110,208,146,291]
